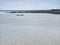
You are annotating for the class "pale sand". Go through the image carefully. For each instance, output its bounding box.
[0,13,60,45]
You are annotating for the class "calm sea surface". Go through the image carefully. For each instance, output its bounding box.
[0,13,60,45]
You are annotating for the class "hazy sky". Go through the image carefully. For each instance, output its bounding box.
[0,0,60,10]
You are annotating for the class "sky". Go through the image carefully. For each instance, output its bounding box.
[0,0,60,10]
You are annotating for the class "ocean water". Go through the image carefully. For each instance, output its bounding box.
[0,13,60,45]
[0,10,11,12]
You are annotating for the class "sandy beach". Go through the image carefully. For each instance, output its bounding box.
[0,13,60,45]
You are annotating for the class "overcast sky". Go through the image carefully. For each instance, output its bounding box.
[0,0,60,10]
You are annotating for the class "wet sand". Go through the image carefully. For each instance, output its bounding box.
[0,13,60,45]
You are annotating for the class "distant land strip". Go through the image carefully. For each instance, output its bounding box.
[0,9,60,14]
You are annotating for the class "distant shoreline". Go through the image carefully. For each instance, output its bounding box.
[0,9,60,14]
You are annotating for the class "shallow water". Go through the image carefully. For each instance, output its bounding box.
[0,13,60,45]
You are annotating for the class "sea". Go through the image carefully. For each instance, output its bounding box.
[0,10,60,45]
